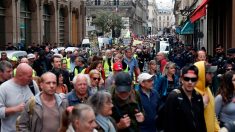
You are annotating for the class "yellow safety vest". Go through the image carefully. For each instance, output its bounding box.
[103,59,113,78]
[74,67,86,76]
[65,57,71,72]
[13,68,36,77]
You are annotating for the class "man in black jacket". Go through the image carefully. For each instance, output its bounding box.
[163,64,206,132]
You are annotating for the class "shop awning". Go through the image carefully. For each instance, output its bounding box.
[175,27,181,34]
[190,0,209,23]
[181,21,194,34]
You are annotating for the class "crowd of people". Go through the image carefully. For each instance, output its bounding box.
[0,38,235,132]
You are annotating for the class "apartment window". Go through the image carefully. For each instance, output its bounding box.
[95,0,101,5]
[59,8,65,45]
[43,4,50,43]
[20,0,31,46]
[167,16,169,20]
[114,0,119,6]
[159,16,161,21]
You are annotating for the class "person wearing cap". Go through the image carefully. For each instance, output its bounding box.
[110,72,144,132]
[105,61,123,89]
[27,53,36,68]
[12,57,37,77]
[194,61,220,132]
[10,56,18,69]
[137,73,160,132]
[163,64,206,132]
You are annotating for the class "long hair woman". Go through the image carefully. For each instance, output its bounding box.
[156,62,180,102]
[215,70,235,127]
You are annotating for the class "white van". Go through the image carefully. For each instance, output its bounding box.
[82,38,91,48]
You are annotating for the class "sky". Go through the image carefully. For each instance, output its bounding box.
[155,0,174,10]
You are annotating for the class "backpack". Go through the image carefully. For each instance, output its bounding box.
[28,81,35,95]
[156,89,183,131]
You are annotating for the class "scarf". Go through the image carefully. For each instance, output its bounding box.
[96,114,116,132]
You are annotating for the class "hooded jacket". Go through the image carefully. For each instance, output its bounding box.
[194,61,220,132]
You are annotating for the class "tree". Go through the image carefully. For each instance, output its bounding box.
[92,11,124,38]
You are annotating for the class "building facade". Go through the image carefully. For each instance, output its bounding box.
[147,0,158,35]
[0,0,86,50]
[156,9,173,31]
[85,0,148,38]
[174,0,235,55]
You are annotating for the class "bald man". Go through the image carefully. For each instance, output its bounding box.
[0,63,39,131]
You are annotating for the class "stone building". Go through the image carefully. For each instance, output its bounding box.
[85,0,148,38]
[0,0,86,50]
[174,0,235,55]
[147,0,158,35]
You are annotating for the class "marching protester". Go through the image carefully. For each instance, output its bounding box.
[17,72,68,132]
[0,63,39,131]
[163,64,206,132]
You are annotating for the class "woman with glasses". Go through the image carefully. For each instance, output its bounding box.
[156,62,180,103]
[88,91,117,132]
[215,71,235,127]
[88,69,104,95]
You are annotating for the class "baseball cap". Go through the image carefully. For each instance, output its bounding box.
[113,62,123,71]
[115,72,132,92]
[206,65,217,73]
[137,73,154,83]
[27,53,35,59]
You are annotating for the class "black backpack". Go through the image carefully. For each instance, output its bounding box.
[28,80,35,95]
[156,89,183,131]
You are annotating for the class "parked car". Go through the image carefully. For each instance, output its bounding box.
[0,50,27,60]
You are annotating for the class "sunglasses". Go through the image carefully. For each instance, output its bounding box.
[183,77,198,82]
[92,77,100,81]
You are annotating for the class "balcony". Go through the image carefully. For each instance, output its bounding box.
[85,0,136,8]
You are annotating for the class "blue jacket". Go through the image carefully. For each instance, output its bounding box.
[138,86,160,132]
[156,75,180,99]
[66,89,90,106]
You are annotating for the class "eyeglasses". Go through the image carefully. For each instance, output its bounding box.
[92,77,100,81]
[226,68,233,71]
[183,77,198,82]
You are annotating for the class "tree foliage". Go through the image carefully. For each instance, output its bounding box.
[92,11,124,37]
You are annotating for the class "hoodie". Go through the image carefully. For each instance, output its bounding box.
[194,61,220,132]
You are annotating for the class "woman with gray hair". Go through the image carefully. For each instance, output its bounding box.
[87,91,117,132]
